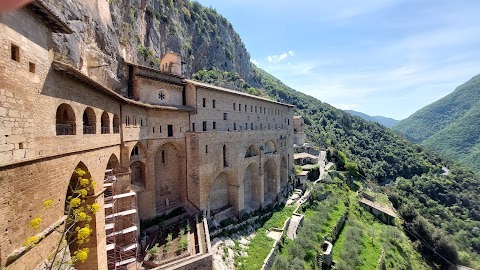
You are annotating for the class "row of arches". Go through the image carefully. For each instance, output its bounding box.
[55,103,120,135]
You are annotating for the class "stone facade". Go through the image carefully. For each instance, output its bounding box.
[0,5,294,270]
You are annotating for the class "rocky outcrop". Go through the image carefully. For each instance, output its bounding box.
[45,0,252,91]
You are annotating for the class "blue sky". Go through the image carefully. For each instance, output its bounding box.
[196,0,480,119]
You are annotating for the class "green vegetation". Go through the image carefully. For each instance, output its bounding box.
[236,206,294,270]
[393,73,480,172]
[345,110,399,127]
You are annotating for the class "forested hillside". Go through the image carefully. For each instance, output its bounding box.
[345,110,399,127]
[393,75,480,172]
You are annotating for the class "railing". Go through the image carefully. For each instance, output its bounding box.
[113,127,120,134]
[56,124,74,135]
[101,127,110,134]
[83,125,95,134]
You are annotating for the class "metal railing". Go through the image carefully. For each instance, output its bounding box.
[101,127,110,134]
[56,124,74,135]
[113,127,120,134]
[83,125,95,134]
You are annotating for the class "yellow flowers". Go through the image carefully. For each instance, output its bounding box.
[79,178,90,187]
[23,236,39,247]
[29,218,42,229]
[74,168,86,176]
[70,198,81,208]
[88,203,99,214]
[77,188,88,198]
[74,248,89,263]
[91,181,97,190]
[43,199,54,209]
[77,226,91,243]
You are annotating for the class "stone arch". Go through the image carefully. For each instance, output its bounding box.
[245,144,259,158]
[130,161,145,189]
[113,114,120,134]
[243,162,261,211]
[101,111,110,134]
[280,156,288,190]
[55,103,76,135]
[82,107,96,134]
[264,140,276,153]
[65,162,99,270]
[130,142,146,161]
[155,143,181,210]
[209,172,235,214]
[264,158,278,205]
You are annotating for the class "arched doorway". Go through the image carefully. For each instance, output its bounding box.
[264,159,278,205]
[55,103,76,135]
[155,143,181,211]
[101,111,110,134]
[243,163,260,211]
[130,161,145,189]
[61,162,100,270]
[209,172,234,214]
[280,157,288,190]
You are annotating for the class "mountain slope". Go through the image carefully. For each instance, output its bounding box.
[393,75,480,171]
[345,110,399,127]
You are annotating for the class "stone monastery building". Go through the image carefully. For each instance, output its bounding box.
[0,2,295,269]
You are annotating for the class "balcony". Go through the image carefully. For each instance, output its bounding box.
[101,126,110,134]
[83,125,95,134]
[56,124,74,135]
[113,127,120,134]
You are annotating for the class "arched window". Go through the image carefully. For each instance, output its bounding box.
[131,145,139,156]
[55,104,76,135]
[113,114,120,134]
[83,107,96,134]
[101,111,110,134]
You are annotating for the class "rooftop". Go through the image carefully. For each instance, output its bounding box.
[294,152,318,160]
[359,198,397,218]
[27,0,73,34]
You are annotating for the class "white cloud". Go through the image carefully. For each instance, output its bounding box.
[250,58,259,66]
[333,104,360,110]
[266,51,295,63]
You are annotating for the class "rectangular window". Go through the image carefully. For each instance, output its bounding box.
[140,119,143,126]
[213,99,216,108]
[192,123,196,132]
[160,126,162,133]
[251,123,253,130]
[205,145,208,154]
[234,123,237,130]
[245,104,247,111]
[11,44,19,62]
[213,122,216,130]
[288,119,290,125]
[246,123,248,130]
[168,125,173,137]
[29,62,35,73]
[251,106,253,112]
[239,103,241,111]
[260,123,263,130]
[224,113,228,120]
[203,121,207,131]
[162,150,166,163]
[153,127,155,133]
[233,103,236,110]
[255,106,257,113]
[203,98,206,107]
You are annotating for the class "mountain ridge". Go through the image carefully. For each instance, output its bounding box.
[344,110,400,127]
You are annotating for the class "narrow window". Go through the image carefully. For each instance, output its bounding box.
[245,104,247,111]
[260,123,263,130]
[255,106,257,113]
[29,62,35,73]
[239,104,241,111]
[133,118,137,126]
[288,119,290,125]
[246,123,248,130]
[223,145,228,167]
[203,98,206,107]
[251,123,253,130]
[234,123,237,130]
[205,145,208,154]
[213,100,216,108]
[224,113,228,120]
[125,116,129,126]
[140,118,143,126]
[160,126,162,133]
[213,122,216,130]
[153,127,155,133]
[268,123,271,129]
[203,121,207,131]
[168,125,173,137]
[251,106,253,112]
[162,150,166,163]
[233,103,236,110]
[11,44,19,62]
[180,127,182,132]
[19,142,24,149]
[192,123,196,132]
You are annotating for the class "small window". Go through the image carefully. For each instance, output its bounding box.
[11,44,19,62]
[19,142,24,149]
[223,113,228,120]
[255,106,257,113]
[205,145,208,154]
[223,145,228,167]
[213,100,216,108]
[234,123,237,130]
[160,126,162,133]
[233,103,236,110]
[260,123,263,130]
[153,127,155,133]
[251,106,253,112]
[162,150,166,163]
[192,123,196,132]
[288,119,290,125]
[168,125,173,137]
[245,123,248,130]
[245,104,247,111]
[133,118,137,126]
[29,62,35,73]
[239,104,241,111]
[203,98,206,107]
[213,122,216,130]
[203,121,207,131]
[251,123,253,130]
[140,119,143,126]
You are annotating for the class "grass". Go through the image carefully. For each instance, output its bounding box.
[236,206,295,270]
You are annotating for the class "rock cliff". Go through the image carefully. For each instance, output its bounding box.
[46,0,252,90]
